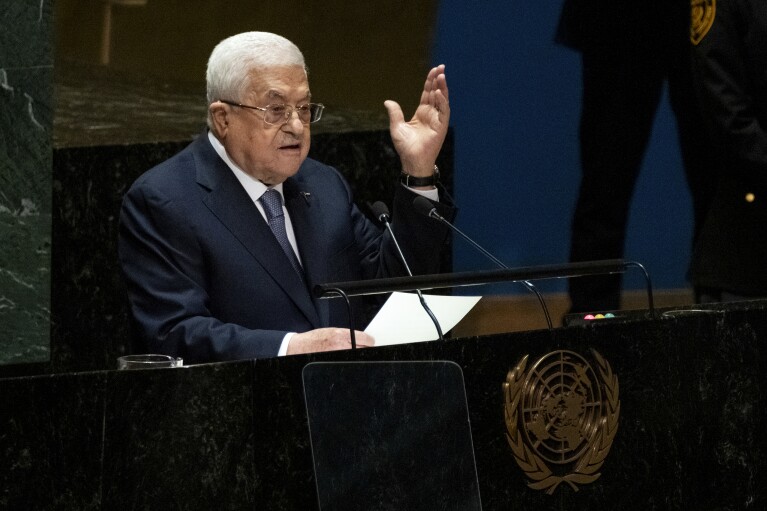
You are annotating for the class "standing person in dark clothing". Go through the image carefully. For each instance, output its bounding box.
[690,0,767,302]
[556,0,716,313]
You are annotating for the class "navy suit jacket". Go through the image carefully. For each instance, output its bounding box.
[119,132,454,363]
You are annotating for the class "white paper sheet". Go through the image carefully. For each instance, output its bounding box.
[364,292,482,346]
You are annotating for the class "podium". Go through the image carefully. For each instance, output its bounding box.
[1,299,765,509]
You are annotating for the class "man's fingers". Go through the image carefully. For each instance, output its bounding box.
[288,327,376,355]
[353,330,375,347]
[384,100,405,125]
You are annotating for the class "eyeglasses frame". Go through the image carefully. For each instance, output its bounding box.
[218,99,324,125]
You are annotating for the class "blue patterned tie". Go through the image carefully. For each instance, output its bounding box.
[259,189,304,278]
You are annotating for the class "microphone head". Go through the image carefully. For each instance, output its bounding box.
[370,201,391,223]
[412,195,438,219]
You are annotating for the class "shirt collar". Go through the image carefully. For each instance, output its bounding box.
[207,130,283,203]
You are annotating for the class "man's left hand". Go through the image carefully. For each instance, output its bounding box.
[385,64,450,178]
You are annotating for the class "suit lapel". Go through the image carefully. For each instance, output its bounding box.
[192,135,321,328]
[283,176,332,327]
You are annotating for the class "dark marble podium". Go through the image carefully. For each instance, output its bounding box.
[1,300,764,509]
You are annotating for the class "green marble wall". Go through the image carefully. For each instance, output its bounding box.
[0,2,53,364]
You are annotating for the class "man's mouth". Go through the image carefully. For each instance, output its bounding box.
[279,142,301,152]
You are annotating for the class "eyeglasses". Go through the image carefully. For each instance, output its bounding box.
[219,99,324,125]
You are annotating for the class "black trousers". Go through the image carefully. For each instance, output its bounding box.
[568,49,716,313]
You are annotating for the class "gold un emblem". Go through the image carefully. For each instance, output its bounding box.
[503,350,620,494]
[691,0,716,45]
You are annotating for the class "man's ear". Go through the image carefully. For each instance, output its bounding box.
[209,101,229,138]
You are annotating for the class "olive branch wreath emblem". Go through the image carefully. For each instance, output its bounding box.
[503,350,620,494]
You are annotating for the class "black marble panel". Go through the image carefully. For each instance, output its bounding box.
[245,302,766,510]
[0,301,765,509]
[681,308,764,509]
[50,141,188,373]
[0,371,105,509]
[464,318,693,510]
[0,0,54,365]
[101,360,256,509]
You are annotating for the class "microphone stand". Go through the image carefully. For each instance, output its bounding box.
[372,201,445,341]
[414,196,553,330]
[323,287,357,349]
[314,259,656,321]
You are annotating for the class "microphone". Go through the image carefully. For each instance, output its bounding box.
[370,201,445,341]
[413,196,553,330]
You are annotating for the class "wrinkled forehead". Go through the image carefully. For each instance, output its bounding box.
[245,65,311,103]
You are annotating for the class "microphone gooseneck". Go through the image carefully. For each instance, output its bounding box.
[324,287,356,349]
[371,201,445,341]
[413,196,553,331]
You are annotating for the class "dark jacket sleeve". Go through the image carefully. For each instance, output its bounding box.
[688,0,767,293]
[389,184,455,276]
[692,0,767,180]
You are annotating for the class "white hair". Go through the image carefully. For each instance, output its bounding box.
[206,32,306,126]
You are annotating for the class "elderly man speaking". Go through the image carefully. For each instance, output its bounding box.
[118,31,454,364]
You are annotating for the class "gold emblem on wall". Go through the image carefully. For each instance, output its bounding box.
[503,350,620,494]
[691,0,716,45]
